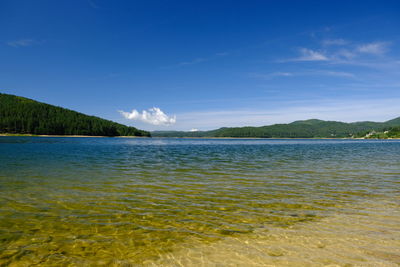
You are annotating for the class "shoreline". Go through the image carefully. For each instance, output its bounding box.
[0,133,148,138]
[1,133,399,140]
[156,137,400,140]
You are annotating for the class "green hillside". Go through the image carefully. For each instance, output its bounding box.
[387,127,400,138]
[0,93,150,137]
[152,117,400,138]
[362,126,400,139]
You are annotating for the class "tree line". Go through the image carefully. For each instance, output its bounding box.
[152,118,400,138]
[0,93,150,137]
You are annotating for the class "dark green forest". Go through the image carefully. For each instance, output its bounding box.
[0,93,150,137]
[152,117,400,138]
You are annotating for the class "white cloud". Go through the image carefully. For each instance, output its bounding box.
[189,128,199,132]
[119,107,176,125]
[357,42,389,55]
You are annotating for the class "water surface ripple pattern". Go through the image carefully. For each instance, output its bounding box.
[0,137,399,265]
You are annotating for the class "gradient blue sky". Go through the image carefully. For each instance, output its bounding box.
[1,0,400,131]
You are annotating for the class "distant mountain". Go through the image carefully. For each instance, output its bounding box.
[385,117,400,125]
[152,117,400,138]
[0,93,150,137]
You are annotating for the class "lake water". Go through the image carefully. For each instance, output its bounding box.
[0,137,399,266]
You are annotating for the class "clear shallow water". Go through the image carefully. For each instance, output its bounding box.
[0,137,399,266]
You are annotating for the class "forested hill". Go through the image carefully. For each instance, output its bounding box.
[0,93,150,137]
[152,117,400,138]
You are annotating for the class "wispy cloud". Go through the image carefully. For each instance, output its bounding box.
[313,70,355,78]
[215,52,229,56]
[250,72,293,79]
[251,70,355,79]
[88,0,100,9]
[289,48,329,62]
[7,39,38,47]
[322,39,348,46]
[281,39,393,67]
[171,52,229,68]
[357,42,389,55]
[119,107,176,125]
[178,57,208,66]
[326,41,395,70]
[334,49,356,59]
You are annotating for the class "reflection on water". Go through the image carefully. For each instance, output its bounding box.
[0,137,399,266]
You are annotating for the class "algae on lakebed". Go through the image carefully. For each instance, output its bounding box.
[0,137,399,265]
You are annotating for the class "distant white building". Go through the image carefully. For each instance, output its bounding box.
[365,130,376,138]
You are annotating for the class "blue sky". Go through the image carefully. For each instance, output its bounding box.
[1,0,400,131]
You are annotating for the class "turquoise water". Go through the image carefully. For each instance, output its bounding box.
[0,137,399,266]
